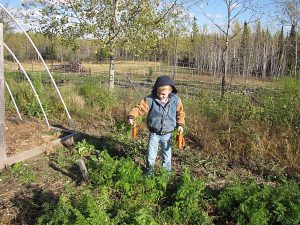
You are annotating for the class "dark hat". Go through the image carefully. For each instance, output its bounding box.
[152,76,177,94]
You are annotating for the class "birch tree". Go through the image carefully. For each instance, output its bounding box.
[0,4,15,35]
[274,0,299,75]
[22,0,179,90]
[198,0,255,98]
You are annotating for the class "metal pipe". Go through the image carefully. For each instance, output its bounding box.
[0,4,75,130]
[4,43,50,127]
[5,81,22,120]
[0,23,6,160]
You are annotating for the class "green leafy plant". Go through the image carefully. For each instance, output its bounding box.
[217,180,300,225]
[75,139,96,158]
[10,162,36,184]
[161,168,212,224]
[53,146,76,166]
[35,139,300,225]
[26,101,51,118]
[79,82,117,111]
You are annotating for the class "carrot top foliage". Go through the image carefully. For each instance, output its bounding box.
[34,140,300,225]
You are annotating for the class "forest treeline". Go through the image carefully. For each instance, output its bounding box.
[3,19,299,79]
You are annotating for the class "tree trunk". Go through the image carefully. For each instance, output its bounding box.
[60,46,64,63]
[108,0,119,91]
[109,56,115,91]
[294,34,298,75]
[221,44,228,99]
[172,35,177,81]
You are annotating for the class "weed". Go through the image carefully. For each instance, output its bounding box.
[52,146,76,167]
[11,162,36,184]
[75,139,96,158]
[79,82,117,111]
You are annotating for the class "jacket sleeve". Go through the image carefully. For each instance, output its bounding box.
[176,98,185,126]
[128,98,149,119]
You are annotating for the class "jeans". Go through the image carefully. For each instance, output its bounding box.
[146,132,172,175]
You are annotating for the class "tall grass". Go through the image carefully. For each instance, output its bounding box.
[186,77,300,178]
[4,71,119,123]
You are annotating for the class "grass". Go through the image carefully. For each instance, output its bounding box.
[4,62,300,176]
[4,60,272,87]
[185,78,300,178]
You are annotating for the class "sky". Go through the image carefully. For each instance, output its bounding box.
[0,0,286,33]
[186,0,282,32]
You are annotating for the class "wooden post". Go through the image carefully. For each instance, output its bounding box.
[0,23,6,160]
[77,159,89,183]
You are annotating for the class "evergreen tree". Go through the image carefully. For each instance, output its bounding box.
[278,25,285,61]
[190,17,201,69]
[191,17,200,44]
[239,21,251,77]
[43,45,56,60]
[286,23,296,75]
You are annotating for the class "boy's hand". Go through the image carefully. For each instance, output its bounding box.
[178,126,183,132]
[128,118,134,125]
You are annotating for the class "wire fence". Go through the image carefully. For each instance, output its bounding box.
[3,34,278,129]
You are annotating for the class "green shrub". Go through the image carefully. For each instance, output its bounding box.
[79,82,117,111]
[160,168,212,225]
[217,180,300,225]
[36,189,111,225]
[37,148,213,224]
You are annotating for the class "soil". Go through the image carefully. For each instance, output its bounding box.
[0,117,61,223]
[5,118,60,157]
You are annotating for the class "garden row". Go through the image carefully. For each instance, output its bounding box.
[34,139,300,225]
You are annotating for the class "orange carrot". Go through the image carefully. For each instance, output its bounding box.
[176,131,185,150]
[132,125,137,140]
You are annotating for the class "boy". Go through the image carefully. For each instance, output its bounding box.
[128,75,185,174]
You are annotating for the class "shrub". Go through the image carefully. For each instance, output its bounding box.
[79,82,117,112]
[37,149,212,224]
[186,83,300,176]
[217,180,300,225]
